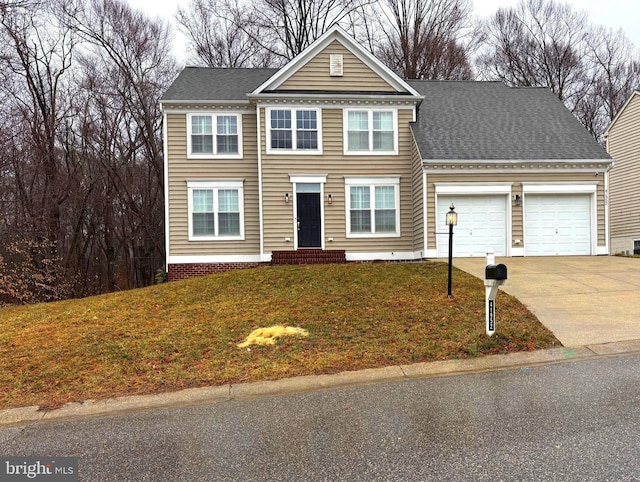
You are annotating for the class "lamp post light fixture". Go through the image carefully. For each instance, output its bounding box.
[446,204,458,298]
[513,194,522,207]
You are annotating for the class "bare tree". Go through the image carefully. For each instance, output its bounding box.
[177,0,374,66]
[372,0,477,79]
[176,0,272,67]
[588,28,640,124]
[0,0,177,302]
[0,0,78,300]
[249,0,376,61]
[477,0,590,109]
[61,0,176,289]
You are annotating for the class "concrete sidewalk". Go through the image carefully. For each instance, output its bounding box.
[454,256,640,347]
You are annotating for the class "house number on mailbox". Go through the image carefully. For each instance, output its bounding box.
[488,299,495,333]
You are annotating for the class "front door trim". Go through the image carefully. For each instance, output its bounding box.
[290,174,327,250]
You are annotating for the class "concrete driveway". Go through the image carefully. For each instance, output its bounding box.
[453,256,640,347]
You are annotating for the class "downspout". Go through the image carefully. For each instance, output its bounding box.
[604,163,612,255]
[257,104,265,261]
[423,169,428,257]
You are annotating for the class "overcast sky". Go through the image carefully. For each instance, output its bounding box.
[127,0,640,62]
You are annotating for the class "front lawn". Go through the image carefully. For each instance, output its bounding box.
[0,262,560,410]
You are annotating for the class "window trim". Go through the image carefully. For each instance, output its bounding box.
[343,108,398,156]
[345,177,401,238]
[187,180,245,241]
[265,107,323,155]
[187,113,243,159]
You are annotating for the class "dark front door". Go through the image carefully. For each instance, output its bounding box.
[297,192,321,248]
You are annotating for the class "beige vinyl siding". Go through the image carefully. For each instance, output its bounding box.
[607,94,640,245]
[425,172,606,252]
[512,183,524,243]
[278,40,397,92]
[410,133,424,253]
[260,107,416,253]
[167,112,260,256]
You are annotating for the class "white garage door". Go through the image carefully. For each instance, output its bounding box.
[524,194,591,256]
[437,195,507,257]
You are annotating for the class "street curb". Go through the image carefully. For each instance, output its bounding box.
[2,342,640,427]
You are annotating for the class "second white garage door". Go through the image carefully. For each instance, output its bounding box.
[524,194,592,256]
[437,195,507,257]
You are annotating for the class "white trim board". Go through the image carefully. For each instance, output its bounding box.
[522,183,598,193]
[345,251,423,261]
[435,184,513,194]
[169,255,263,264]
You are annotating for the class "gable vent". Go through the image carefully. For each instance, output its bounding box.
[329,54,343,77]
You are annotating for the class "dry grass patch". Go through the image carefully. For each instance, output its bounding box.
[0,262,560,410]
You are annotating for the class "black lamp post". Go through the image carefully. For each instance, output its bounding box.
[446,204,458,298]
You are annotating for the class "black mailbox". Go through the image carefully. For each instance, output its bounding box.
[485,263,508,280]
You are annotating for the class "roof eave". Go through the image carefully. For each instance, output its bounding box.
[160,99,252,105]
[247,92,423,103]
[421,158,613,165]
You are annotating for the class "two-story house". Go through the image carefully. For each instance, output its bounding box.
[604,91,640,255]
[161,26,612,281]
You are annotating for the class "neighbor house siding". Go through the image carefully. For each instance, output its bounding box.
[607,93,640,254]
[424,171,606,253]
[277,40,397,92]
[166,112,260,257]
[259,107,416,254]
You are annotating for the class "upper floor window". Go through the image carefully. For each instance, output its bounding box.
[188,113,242,158]
[344,109,397,155]
[267,108,322,154]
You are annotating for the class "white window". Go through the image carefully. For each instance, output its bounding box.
[634,239,640,255]
[344,109,397,154]
[187,113,242,158]
[345,177,400,237]
[187,181,244,240]
[266,108,322,153]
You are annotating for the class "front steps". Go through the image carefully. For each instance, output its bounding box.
[270,249,347,266]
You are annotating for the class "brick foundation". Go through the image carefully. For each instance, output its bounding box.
[168,250,348,280]
[168,262,263,281]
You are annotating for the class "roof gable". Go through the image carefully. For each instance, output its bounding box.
[276,40,397,93]
[604,91,640,138]
[252,26,421,97]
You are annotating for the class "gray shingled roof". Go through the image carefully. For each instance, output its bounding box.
[408,80,610,160]
[161,67,278,102]
[161,68,610,161]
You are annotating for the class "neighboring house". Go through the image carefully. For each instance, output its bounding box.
[160,26,612,281]
[604,91,640,255]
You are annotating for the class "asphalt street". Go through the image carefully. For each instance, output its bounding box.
[2,354,640,481]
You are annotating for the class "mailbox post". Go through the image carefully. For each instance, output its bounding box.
[484,259,507,336]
